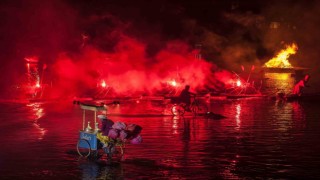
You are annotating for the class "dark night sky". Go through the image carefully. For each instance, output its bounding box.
[1,0,320,95]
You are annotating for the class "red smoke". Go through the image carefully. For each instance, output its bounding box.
[51,35,233,98]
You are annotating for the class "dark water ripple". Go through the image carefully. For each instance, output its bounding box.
[0,98,320,179]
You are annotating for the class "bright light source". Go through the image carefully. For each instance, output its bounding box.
[236,80,241,87]
[168,79,177,87]
[101,80,107,88]
[264,43,297,68]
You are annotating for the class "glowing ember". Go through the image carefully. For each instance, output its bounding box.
[169,79,177,87]
[236,80,241,87]
[24,56,39,63]
[101,80,107,88]
[264,43,298,68]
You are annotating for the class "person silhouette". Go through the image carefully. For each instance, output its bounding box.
[179,85,196,111]
[292,74,310,96]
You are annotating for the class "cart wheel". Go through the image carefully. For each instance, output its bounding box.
[77,139,91,157]
[171,104,185,116]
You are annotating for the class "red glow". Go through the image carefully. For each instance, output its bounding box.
[251,65,255,71]
[43,64,47,70]
[101,80,107,88]
[24,56,39,63]
[168,79,178,87]
[236,80,241,87]
[48,38,235,98]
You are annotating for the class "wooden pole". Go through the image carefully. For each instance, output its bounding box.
[83,110,85,130]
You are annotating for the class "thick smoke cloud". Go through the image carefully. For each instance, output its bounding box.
[1,0,320,98]
[52,36,224,98]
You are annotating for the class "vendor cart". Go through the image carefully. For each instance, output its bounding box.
[76,103,124,161]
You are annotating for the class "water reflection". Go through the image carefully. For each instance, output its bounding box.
[264,72,295,95]
[26,102,47,140]
[172,116,179,134]
[235,103,241,130]
[1,98,320,179]
[272,100,308,132]
[292,101,306,122]
[78,159,123,179]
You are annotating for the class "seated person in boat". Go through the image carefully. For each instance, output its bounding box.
[292,74,310,96]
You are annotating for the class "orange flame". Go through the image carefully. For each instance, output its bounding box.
[264,43,298,68]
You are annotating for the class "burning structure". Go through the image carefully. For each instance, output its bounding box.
[262,43,309,95]
[264,43,297,70]
[2,1,319,100]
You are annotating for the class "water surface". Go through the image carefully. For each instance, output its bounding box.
[0,98,319,179]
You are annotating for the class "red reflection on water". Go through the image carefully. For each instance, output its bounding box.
[26,102,47,140]
[217,101,255,131]
[292,102,306,122]
[235,103,241,130]
[2,98,320,179]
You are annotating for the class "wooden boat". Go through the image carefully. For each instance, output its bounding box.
[272,93,320,103]
[224,94,267,99]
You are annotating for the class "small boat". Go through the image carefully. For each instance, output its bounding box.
[272,93,320,102]
[224,94,267,99]
[204,112,226,120]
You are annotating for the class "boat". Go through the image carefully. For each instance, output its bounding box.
[272,93,320,103]
[225,94,267,99]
